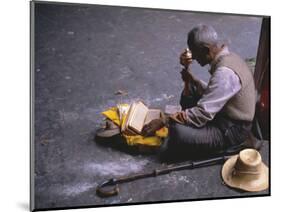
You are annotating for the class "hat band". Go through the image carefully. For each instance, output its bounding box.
[232,167,260,176]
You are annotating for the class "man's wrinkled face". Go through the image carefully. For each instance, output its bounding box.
[188,43,209,67]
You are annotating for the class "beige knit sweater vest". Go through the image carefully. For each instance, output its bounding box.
[211,53,256,121]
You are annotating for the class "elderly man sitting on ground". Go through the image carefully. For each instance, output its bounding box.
[142,24,256,159]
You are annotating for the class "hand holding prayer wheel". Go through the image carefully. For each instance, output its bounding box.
[179,48,193,96]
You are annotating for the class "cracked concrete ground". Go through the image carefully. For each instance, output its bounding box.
[32,2,269,210]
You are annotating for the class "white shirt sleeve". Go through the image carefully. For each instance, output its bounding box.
[195,79,208,96]
[185,66,242,127]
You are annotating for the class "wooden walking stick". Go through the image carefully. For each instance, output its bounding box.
[96,155,232,198]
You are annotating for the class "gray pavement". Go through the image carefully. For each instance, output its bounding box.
[33,2,268,210]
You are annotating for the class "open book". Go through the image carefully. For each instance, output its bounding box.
[121,101,161,135]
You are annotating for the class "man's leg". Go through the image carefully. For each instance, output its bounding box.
[160,118,252,160]
[160,83,215,159]
[166,121,225,158]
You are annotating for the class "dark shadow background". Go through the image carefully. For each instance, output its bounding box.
[32,2,268,210]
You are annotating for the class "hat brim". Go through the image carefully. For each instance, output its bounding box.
[221,155,269,192]
[96,128,120,138]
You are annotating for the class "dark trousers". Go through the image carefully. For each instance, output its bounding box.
[161,86,252,159]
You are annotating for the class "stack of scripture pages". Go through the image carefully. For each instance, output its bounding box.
[121,101,161,135]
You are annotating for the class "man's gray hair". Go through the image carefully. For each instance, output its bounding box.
[188,24,220,48]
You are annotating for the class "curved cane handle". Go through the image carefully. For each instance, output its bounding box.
[96,178,119,198]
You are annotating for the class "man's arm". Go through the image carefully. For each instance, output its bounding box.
[181,68,208,97]
[184,67,242,127]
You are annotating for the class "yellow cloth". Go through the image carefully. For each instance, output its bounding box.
[102,106,121,126]
[101,106,168,146]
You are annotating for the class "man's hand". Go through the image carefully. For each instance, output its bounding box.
[142,119,165,136]
[169,111,188,124]
[180,49,192,67]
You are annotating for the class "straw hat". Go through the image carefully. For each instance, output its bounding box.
[221,148,268,192]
